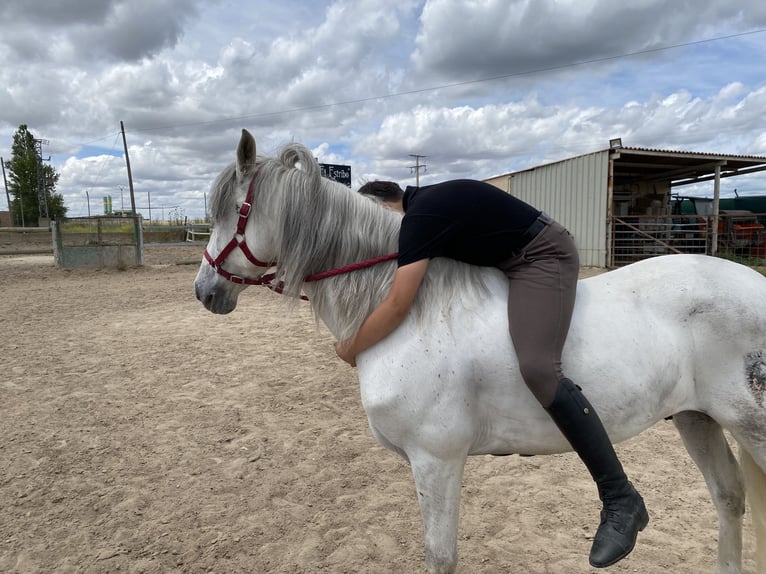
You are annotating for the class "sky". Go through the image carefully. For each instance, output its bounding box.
[1,0,766,221]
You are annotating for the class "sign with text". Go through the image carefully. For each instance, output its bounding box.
[319,163,352,187]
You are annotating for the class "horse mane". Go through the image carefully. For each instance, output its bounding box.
[216,142,489,340]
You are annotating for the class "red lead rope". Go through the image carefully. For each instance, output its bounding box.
[270,252,398,300]
[304,252,398,283]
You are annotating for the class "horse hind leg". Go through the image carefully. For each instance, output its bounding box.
[739,440,766,573]
[673,411,745,574]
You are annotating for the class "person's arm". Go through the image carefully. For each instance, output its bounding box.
[335,259,429,366]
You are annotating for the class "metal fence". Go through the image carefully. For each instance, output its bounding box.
[611,212,766,267]
[53,216,143,268]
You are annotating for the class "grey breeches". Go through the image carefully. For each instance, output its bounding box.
[497,219,580,408]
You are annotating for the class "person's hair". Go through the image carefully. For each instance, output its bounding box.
[358,180,403,203]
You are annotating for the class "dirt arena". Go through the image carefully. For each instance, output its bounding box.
[0,245,757,573]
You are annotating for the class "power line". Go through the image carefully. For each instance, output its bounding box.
[40,27,766,147]
[128,28,766,134]
[81,131,122,206]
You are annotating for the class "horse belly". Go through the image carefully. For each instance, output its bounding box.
[358,293,694,458]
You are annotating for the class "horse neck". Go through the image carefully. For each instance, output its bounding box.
[267,174,400,339]
[304,255,399,341]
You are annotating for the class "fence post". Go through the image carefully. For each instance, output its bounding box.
[133,215,144,266]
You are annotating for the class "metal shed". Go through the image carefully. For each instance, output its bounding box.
[485,143,766,267]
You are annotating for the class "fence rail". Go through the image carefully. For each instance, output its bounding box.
[185,224,210,243]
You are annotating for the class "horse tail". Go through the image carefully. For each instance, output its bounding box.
[740,445,766,571]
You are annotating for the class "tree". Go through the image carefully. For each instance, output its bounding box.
[6,124,67,226]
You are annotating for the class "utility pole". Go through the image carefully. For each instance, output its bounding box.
[120,121,142,261]
[120,121,137,215]
[409,154,427,187]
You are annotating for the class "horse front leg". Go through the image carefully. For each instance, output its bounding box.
[408,449,468,574]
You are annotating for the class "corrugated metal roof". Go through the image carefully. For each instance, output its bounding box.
[609,146,766,185]
[614,145,766,162]
[498,146,766,181]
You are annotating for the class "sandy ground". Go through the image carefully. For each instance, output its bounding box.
[0,245,757,573]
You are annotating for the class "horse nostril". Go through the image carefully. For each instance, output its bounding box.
[194,283,214,307]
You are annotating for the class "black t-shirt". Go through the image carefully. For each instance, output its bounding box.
[398,179,541,267]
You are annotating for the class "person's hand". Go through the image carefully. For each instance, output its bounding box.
[334,339,357,367]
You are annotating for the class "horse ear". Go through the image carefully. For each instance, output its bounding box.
[236,129,257,179]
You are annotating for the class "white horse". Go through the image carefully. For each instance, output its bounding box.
[195,129,766,574]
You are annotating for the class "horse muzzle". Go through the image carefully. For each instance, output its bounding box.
[194,265,243,314]
[196,283,240,314]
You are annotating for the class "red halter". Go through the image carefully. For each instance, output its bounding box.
[203,169,397,298]
[203,168,277,286]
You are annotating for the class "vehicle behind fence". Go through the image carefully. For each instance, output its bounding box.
[612,211,766,266]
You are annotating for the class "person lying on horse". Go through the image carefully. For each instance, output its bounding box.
[335,178,649,568]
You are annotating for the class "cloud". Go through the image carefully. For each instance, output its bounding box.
[359,81,766,181]
[1,0,765,220]
[0,0,201,63]
[412,0,766,81]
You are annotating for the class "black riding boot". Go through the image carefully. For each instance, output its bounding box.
[544,378,649,568]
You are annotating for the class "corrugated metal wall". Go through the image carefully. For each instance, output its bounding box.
[506,151,609,267]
